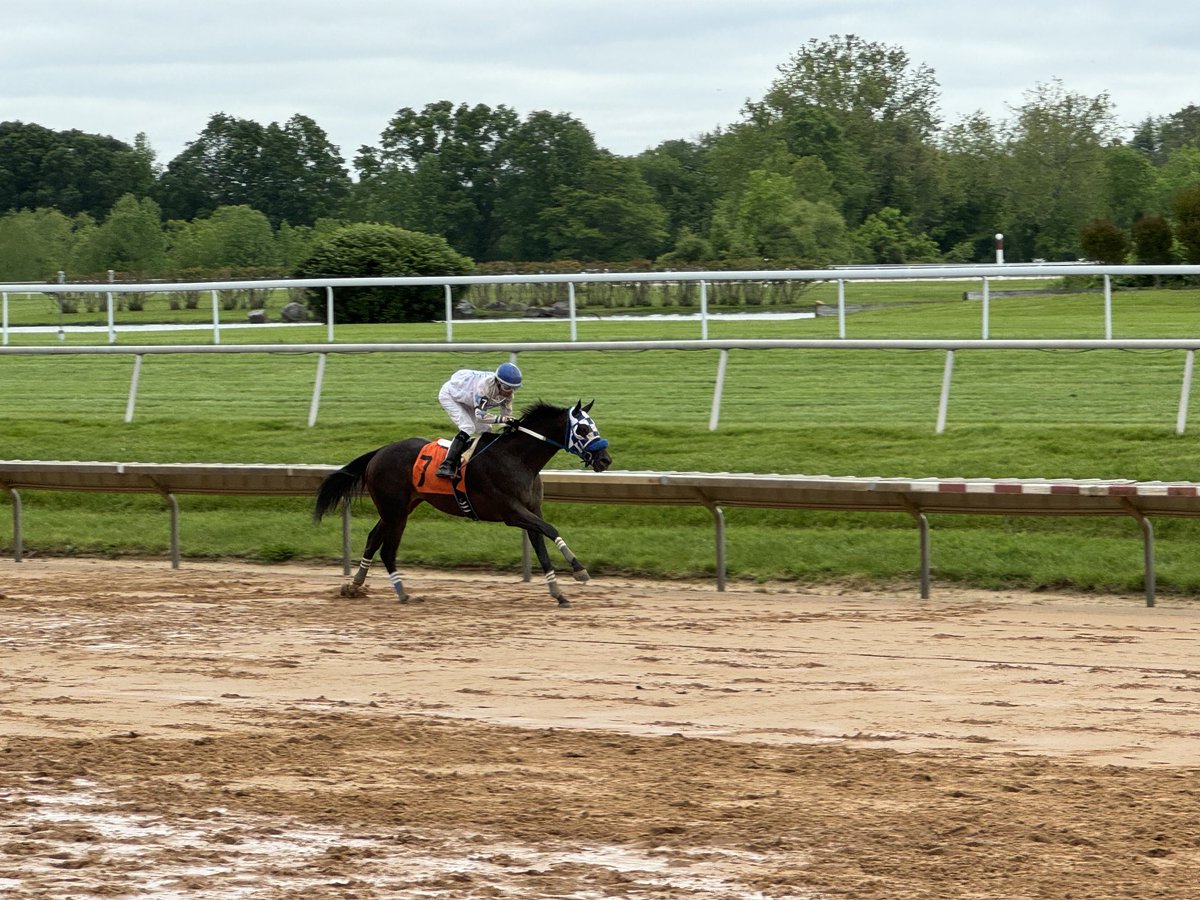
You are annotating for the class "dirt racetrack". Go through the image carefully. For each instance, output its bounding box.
[5,558,1200,898]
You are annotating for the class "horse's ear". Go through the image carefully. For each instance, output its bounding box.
[583,400,594,413]
[572,400,582,413]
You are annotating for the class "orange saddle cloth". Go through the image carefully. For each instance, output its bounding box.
[413,439,457,494]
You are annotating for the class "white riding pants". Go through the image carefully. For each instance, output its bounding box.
[438,387,487,435]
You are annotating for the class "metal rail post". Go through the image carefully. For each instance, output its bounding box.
[837,279,846,338]
[902,498,931,599]
[568,282,577,342]
[1104,275,1113,340]
[709,349,729,431]
[981,277,990,340]
[3,486,20,562]
[1123,500,1156,607]
[700,498,726,592]
[125,354,143,423]
[210,290,221,344]
[325,286,335,343]
[1178,350,1194,436]
[309,353,327,427]
[936,350,955,434]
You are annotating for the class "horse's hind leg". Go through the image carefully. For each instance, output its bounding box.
[527,530,572,607]
[378,517,411,603]
[342,520,385,597]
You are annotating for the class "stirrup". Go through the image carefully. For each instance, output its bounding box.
[436,460,457,479]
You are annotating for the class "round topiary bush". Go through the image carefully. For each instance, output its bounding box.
[293,223,474,323]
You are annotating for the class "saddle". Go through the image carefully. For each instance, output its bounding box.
[412,438,479,518]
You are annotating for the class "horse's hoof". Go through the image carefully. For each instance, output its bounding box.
[557,597,572,608]
[340,582,365,598]
[396,594,410,604]
[573,569,590,583]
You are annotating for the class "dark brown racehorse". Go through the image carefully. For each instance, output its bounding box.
[313,400,612,606]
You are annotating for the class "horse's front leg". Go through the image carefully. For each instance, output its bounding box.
[552,533,589,583]
[526,530,571,607]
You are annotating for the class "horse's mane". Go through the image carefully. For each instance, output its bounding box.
[516,399,566,422]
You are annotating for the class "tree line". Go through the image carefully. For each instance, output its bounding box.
[3,33,1200,284]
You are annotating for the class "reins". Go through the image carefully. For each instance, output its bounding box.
[514,424,566,451]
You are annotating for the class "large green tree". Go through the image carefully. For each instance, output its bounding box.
[70,194,167,276]
[154,113,350,227]
[850,206,941,264]
[1101,144,1159,229]
[1156,146,1200,214]
[166,205,277,270]
[751,34,943,227]
[1131,105,1200,165]
[491,110,600,261]
[708,169,848,264]
[255,115,351,227]
[538,154,668,260]
[634,139,718,247]
[0,208,76,280]
[354,101,611,263]
[0,121,154,219]
[935,112,1008,260]
[999,80,1118,261]
[354,101,519,259]
[1173,184,1200,264]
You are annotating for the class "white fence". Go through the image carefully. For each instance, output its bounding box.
[5,262,1200,345]
[3,459,1197,606]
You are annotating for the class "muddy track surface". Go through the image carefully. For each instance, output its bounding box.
[3,558,1200,898]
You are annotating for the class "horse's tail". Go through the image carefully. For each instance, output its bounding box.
[313,449,380,522]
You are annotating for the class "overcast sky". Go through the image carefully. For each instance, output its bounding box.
[7,1,1198,168]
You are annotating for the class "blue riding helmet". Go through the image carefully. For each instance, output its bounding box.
[495,362,523,389]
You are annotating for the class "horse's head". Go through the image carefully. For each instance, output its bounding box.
[567,400,612,472]
[511,399,612,471]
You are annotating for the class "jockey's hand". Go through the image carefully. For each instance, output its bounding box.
[501,415,519,429]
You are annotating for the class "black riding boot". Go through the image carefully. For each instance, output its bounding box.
[437,431,470,479]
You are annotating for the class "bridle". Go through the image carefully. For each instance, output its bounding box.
[512,408,609,467]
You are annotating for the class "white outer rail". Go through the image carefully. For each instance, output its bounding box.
[3,460,1197,607]
[6,262,1200,347]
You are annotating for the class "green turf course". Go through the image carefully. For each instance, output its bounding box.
[4,280,1200,598]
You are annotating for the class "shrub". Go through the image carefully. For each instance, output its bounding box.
[1132,214,1175,265]
[1079,218,1129,264]
[1174,184,1200,265]
[292,224,474,323]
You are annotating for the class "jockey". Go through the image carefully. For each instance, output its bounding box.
[436,362,523,478]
